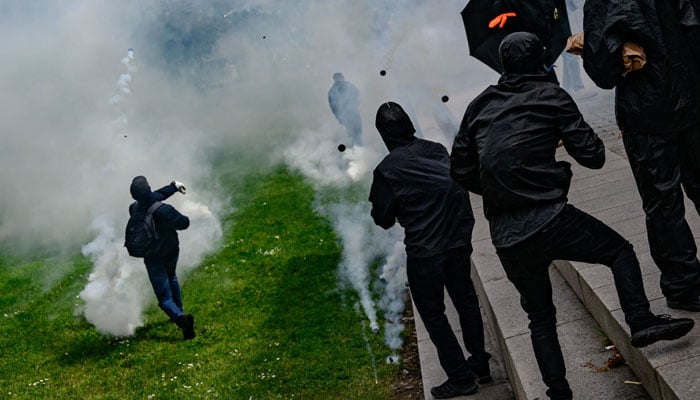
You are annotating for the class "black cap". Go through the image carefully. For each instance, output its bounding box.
[499,32,546,75]
[130,176,151,201]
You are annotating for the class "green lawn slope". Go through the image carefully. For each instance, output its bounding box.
[0,166,399,399]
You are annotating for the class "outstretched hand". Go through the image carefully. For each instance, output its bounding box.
[173,180,187,194]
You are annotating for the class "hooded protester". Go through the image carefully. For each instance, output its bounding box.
[493,0,568,82]
[582,0,700,310]
[328,72,363,146]
[450,32,694,400]
[369,102,491,399]
[129,176,194,340]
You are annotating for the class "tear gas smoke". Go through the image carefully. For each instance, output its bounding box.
[78,49,223,336]
[1,0,587,343]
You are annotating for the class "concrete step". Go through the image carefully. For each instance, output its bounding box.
[415,232,649,399]
[550,145,700,400]
[466,232,649,400]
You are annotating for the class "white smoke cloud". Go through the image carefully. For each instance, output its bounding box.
[0,0,536,340]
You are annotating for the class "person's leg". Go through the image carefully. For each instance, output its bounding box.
[537,205,694,347]
[540,206,651,322]
[622,129,700,302]
[145,260,183,322]
[346,111,363,146]
[164,253,184,313]
[406,254,474,386]
[443,246,491,381]
[679,125,700,216]
[496,244,572,400]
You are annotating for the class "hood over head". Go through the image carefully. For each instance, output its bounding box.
[499,32,547,75]
[375,101,416,151]
[130,176,152,202]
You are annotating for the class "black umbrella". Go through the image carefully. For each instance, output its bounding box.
[462,0,572,73]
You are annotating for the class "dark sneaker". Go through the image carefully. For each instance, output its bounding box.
[466,357,492,384]
[177,314,196,340]
[666,295,700,312]
[430,379,478,399]
[630,314,694,348]
[471,369,492,384]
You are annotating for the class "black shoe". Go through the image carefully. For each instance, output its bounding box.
[470,369,492,384]
[176,314,195,340]
[466,354,492,384]
[430,379,478,399]
[630,314,694,348]
[667,295,700,312]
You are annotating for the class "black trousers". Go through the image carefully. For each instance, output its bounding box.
[495,205,651,400]
[407,245,490,384]
[623,127,700,300]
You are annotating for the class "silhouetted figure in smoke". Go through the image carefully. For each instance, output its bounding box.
[369,102,491,399]
[328,72,363,146]
[129,176,195,340]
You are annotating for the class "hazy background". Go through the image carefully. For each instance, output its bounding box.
[0,1,589,338]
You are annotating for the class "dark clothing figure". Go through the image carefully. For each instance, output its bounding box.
[328,73,363,146]
[494,0,566,83]
[451,32,694,400]
[129,176,195,340]
[369,102,491,399]
[582,0,700,309]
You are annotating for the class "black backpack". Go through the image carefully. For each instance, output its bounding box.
[124,201,162,258]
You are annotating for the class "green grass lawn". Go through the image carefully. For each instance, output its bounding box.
[0,166,401,399]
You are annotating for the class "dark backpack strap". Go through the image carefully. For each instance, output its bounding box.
[147,201,162,214]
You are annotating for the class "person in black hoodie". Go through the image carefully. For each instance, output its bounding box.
[582,0,700,311]
[450,32,694,400]
[129,176,194,340]
[369,102,491,399]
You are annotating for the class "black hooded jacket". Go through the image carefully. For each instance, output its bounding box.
[582,0,697,133]
[369,102,474,258]
[129,177,190,262]
[451,32,604,247]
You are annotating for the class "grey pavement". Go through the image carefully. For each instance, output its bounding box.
[415,89,700,399]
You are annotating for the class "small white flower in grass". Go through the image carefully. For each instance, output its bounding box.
[148,395,155,399]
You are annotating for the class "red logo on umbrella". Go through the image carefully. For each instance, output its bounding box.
[488,12,517,29]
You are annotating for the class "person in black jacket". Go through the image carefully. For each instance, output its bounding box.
[129,176,194,340]
[369,102,491,399]
[450,32,694,400]
[581,0,700,311]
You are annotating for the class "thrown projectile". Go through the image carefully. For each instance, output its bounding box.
[380,70,387,76]
[441,95,449,103]
[337,144,346,152]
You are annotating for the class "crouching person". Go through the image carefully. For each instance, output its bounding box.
[369,102,491,398]
[128,176,194,340]
[450,32,694,400]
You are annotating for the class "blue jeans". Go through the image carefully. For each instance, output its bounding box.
[145,252,184,322]
[407,246,490,384]
[495,205,651,399]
